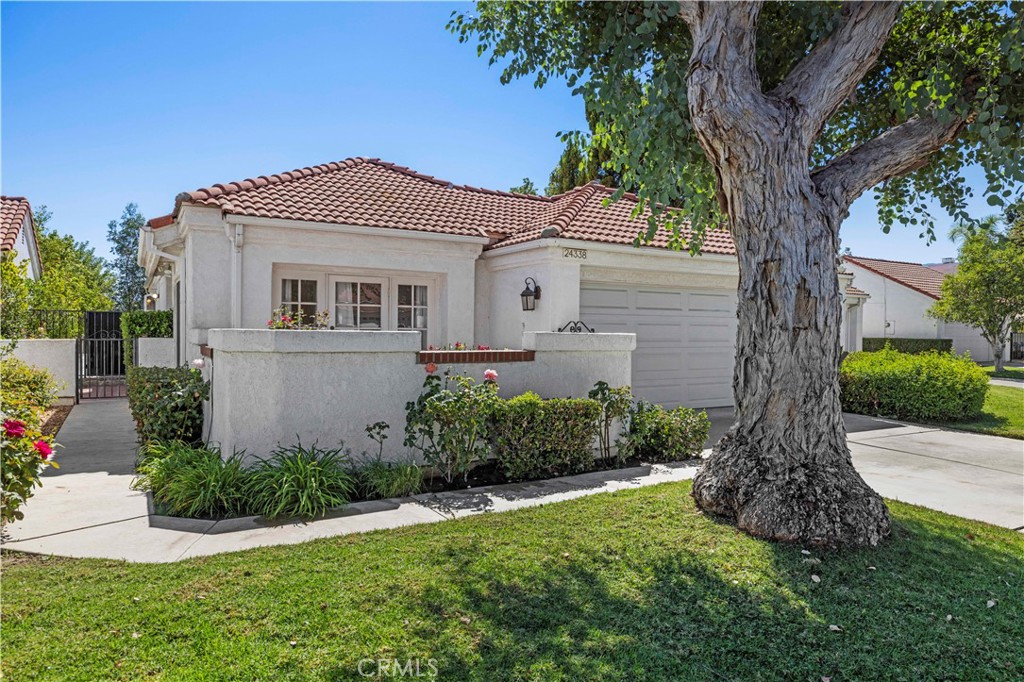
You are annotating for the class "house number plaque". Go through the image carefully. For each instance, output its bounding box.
[562,248,587,260]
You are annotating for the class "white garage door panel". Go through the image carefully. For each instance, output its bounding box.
[581,283,736,408]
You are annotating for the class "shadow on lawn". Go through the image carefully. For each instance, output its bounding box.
[326,508,1022,681]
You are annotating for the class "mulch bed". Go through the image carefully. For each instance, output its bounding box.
[39,405,73,437]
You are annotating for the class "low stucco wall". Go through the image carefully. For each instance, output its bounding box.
[136,337,177,368]
[205,329,635,461]
[3,339,76,399]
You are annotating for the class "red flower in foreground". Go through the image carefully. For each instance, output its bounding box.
[3,419,26,438]
[425,362,438,375]
[34,440,53,459]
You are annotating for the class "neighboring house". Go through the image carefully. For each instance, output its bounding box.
[925,257,958,275]
[140,157,867,410]
[843,255,1007,362]
[0,196,42,279]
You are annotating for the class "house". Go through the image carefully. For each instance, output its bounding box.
[1,196,42,279]
[139,158,868,455]
[842,255,1008,362]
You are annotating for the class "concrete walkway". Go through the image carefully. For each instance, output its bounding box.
[990,378,1024,389]
[3,399,1021,563]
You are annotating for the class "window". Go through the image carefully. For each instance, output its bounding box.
[333,280,384,330]
[397,284,429,348]
[281,278,318,324]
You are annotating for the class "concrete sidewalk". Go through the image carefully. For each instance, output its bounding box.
[3,400,1021,563]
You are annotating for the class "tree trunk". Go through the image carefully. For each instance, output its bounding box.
[691,141,891,547]
[992,340,1006,372]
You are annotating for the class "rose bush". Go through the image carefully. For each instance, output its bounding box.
[1,357,60,525]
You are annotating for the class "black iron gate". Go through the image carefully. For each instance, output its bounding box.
[77,311,126,400]
[1012,333,1024,361]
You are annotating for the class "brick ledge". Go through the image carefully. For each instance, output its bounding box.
[417,350,535,364]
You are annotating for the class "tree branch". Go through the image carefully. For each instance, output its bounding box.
[811,114,967,209]
[770,2,901,141]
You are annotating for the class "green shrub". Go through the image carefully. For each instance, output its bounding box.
[405,372,499,484]
[1,357,59,415]
[625,401,710,463]
[126,366,208,444]
[245,442,356,519]
[357,457,424,499]
[491,392,602,480]
[121,310,174,366]
[862,337,953,354]
[132,441,249,518]
[840,348,988,422]
[588,381,632,462]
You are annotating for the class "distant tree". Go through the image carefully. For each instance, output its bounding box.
[106,203,147,310]
[509,177,539,195]
[0,253,32,339]
[930,216,1024,371]
[30,206,114,311]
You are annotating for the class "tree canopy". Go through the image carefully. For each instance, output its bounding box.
[508,177,539,195]
[930,205,1024,370]
[452,2,1023,250]
[30,206,114,312]
[106,203,147,310]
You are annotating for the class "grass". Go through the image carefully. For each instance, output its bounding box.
[945,385,1024,439]
[983,365,1024,382]
[3,482,1022,681]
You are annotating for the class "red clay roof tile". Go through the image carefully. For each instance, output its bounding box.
[1,196,33,253]
[150,157,737,255]
[843,256,946,300]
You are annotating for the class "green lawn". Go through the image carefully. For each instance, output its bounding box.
[3,483,1022,681]
[984,365,1024,382]
[946,385,1024,439]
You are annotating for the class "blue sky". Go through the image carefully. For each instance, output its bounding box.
[0,1,997,263]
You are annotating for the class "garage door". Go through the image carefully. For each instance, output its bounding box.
[580,284,737,408]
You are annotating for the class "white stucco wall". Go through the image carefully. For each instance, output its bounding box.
[4,339,76,399]
[205,329,635,461]
[136,338,177,368]
[844,263,941,339]
[942,321,1009,362]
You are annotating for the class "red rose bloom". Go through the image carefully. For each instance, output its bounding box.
[33,440,53,459]
[425,362,438,375]
[3,419,26,438]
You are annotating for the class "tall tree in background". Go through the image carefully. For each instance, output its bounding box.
[30,206,114,311]
[453,2,1023,546]
[509,177,539,195]
[930,210,1024,371]
[106,203,147,310]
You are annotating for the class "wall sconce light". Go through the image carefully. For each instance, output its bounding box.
[520,277,542,312]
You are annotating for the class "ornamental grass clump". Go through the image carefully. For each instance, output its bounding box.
[357,457,424,499]
[132,441,250,519]
[840,347,989,422]
[245,442,356,519]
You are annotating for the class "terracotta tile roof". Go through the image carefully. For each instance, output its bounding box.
[151,157,736,255]
[1,196,33,253]
[843,256,946,300]
[845,285,869,297]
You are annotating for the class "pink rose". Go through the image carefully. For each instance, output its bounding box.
[3,419,26,438]
[483,369,498,383]
[425,362,438,375]
[33,440,53,459]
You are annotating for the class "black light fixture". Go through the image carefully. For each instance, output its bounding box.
[520,277,542,311]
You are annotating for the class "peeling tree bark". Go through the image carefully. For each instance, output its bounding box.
[674,0,962,547]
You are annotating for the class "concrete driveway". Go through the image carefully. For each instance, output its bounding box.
[705,408,1024,530]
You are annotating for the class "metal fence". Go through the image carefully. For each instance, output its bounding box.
[20,309,88,339]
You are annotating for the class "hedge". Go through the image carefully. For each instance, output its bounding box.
[625,401,710,462]
[126,365,208,444]
[491,392,601,480]
[862,337,953,354]
[121,310,174,366]
[839,348,988,422]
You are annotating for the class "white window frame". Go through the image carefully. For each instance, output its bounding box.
[328,275,389,331]
[271,266,437,345]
